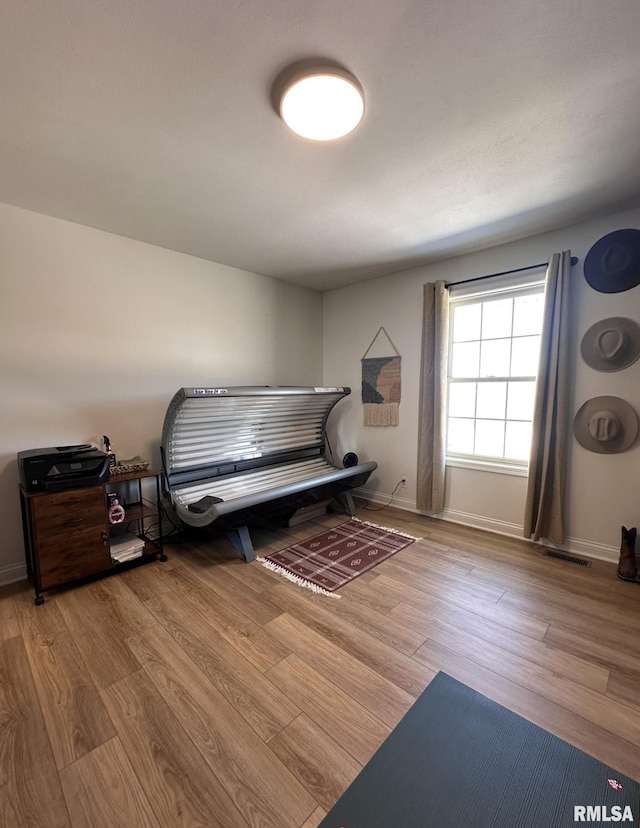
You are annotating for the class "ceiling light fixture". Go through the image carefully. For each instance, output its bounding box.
[276,64,365,141]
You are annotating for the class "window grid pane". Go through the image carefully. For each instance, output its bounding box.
[481,297,514,340]
[513,294,544,336]
[451,341,481,378]
[447,417,475,454]
[475,419,506,458]
[476,381,507,420]
[480,338,512,378]
[452,304,481,342]
[448,381,477,418]
[505,421,532,461]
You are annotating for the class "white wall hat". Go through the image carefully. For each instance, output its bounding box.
[573,396,638,453]
[580,317,640,372]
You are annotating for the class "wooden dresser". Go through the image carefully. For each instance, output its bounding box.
[20,469,165,604]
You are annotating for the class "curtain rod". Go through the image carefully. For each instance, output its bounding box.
[445,255,579,289]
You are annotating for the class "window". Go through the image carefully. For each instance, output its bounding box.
[446,273,545,471]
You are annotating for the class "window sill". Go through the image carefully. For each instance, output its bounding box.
[446,456,529,477]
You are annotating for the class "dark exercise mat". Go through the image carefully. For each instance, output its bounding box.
[319,672,639,828]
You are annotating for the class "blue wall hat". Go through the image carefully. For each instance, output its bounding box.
[583,229,640,293]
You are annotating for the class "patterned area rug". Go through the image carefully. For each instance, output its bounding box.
[258,518,419,597]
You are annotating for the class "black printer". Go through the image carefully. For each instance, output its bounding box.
[18,445,111,492]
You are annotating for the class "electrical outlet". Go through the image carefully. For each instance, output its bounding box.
[400,478,407,487]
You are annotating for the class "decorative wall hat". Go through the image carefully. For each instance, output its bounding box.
[580,317,640,372]
[573,396,638,453]
[583,228,640,293]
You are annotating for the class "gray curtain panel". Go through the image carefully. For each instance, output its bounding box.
[417,281,449,513]
[523,251,572,544]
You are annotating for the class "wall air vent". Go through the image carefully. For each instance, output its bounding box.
[544,549,591,567]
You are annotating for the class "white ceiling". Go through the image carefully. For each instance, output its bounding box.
[2,0,640,291]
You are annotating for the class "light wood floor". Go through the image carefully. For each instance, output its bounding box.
[2,504,640,827]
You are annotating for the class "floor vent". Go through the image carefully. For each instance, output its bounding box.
[544,549,591,567]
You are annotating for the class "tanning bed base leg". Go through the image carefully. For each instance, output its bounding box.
[334,491,356,517]
[225,526,256,562]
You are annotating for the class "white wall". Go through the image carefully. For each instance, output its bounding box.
[0,203,323,583]
[323,205,640,560]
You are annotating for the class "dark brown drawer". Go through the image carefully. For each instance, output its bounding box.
[31,487,106,536]
[37,527,111,589]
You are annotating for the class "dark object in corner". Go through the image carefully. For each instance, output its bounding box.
[617,525,637,582]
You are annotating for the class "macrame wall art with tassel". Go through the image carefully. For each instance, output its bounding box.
[361,327,401,426]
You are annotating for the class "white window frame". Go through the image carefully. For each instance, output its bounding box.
[445,269,546,475]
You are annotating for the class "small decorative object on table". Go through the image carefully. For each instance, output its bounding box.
[109,455,151,476]
[107,495,126,524]
[103,435,117,467]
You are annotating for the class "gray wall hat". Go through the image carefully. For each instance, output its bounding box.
[573,396,639,453]
[583,228,640,293]
[580,317,640,372]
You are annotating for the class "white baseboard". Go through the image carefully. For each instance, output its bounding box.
[440,507,522,539]
[441,508,619,564]
[0,562,27,587]
[354,487,418,514]
[354,488,619,565]
[559,536,619,565]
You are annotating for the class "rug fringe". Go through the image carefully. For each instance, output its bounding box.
[257,558,341,598]
[352,517,422,541]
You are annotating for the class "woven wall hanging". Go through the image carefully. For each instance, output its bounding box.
[361,327,401,426]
